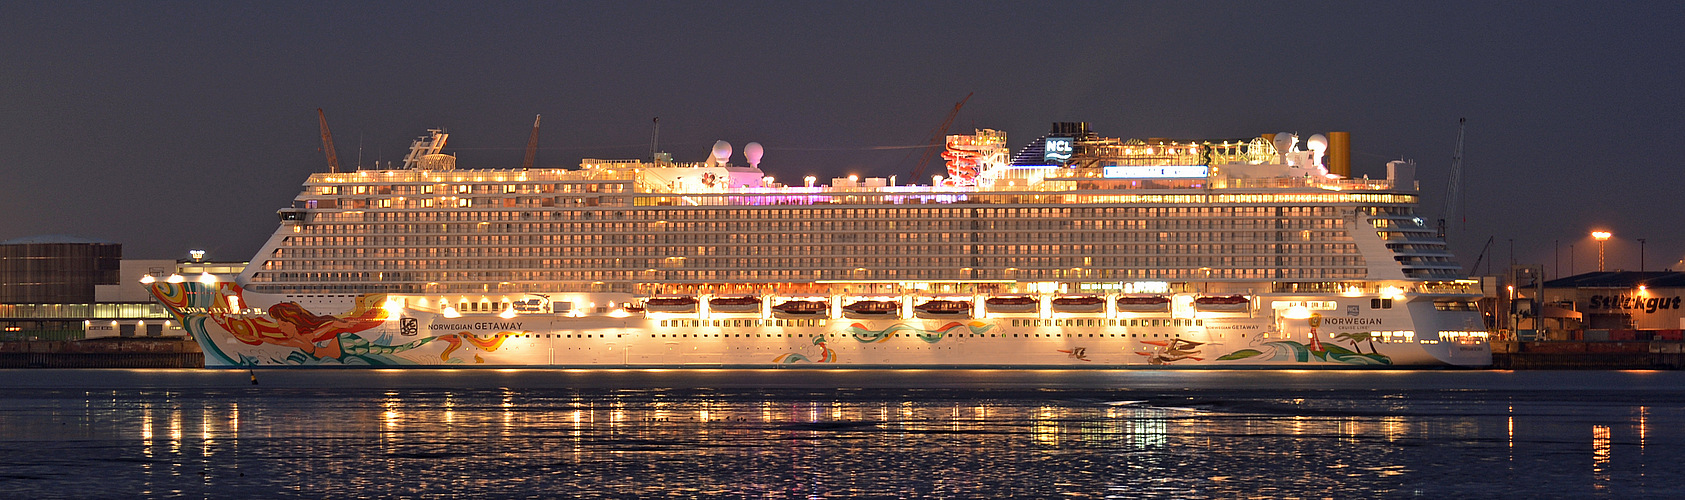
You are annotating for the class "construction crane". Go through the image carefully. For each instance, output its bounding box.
[317,108,342,173]
[1470,236,1496,276]
[1437,118,1466,239]
[910,92,972,182]
[520,114,541,170]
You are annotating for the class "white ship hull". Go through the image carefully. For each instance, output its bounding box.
[150,281,1490,368]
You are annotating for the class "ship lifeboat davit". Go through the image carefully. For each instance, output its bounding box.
[772,299,828,318]
[642,296,699,313]
[1193,295,1251,312]
[843,300,900,319]
[708,296,762,314]
[1051,295,1106,313]
[915,299,972,319]
[984,296,1038,314]
[1115,295,1171,313]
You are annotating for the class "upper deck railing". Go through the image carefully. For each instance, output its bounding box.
[298,166,1411,195]
[305,168,636,185]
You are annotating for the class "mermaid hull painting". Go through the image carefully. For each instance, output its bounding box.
[148,281,1489,368]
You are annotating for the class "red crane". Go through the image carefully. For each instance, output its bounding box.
[910,92,972,182]
[520,114,541,170]
[317,108,341,173]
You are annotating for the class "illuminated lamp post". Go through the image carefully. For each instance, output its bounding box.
[1591,231,1612,271]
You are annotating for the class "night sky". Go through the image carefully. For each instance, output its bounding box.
[3,2,1679,278]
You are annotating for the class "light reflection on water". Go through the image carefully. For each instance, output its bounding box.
[0,369,1681,498]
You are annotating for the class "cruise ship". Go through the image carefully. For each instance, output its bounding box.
[146,122,1491,368]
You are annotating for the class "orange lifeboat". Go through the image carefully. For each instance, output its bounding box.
[984,296,1038,314]
[1115,295,1171,313]
[915,299,972,318]
[642,296,699,313]
[1193,295,1250,312]
[842,300,900,319]
[708,296,761,313]
[771,299,828,318]
[1051,295,1106,313]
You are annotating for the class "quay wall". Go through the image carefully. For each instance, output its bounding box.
[1491,341,1685,370]
[0,337,202,368]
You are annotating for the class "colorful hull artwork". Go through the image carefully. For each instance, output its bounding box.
[149,282,1487,368]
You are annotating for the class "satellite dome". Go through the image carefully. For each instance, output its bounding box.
[1306,134,1328,152]
[744,142,764,167]
[711,140,733,162]
[1272,132,1296,153]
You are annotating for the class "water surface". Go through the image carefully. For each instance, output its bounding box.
[0,369,1678,498]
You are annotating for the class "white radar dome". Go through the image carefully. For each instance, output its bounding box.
[711,140,733,163]
[1306,134,1328,153]
[744,142,764,168]
[1272,132,1296,153]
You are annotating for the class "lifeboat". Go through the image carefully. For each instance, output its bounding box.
[771,299,828,318]
[1050,295,1106,313]
[842,300,900,319]
[708,296,762,314]
[984,296,1038,314]
[914,299,972,318]
[623,304,646,313]
[642,296,699,313]
[1193,295,1251,312]
[1115,295,1171,313]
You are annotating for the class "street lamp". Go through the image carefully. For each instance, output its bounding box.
[1591,231,1612,271]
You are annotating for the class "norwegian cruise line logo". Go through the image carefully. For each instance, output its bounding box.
[1044,137,1073,162]
[399,317,419,336]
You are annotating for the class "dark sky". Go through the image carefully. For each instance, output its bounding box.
[3,2,1680,278]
